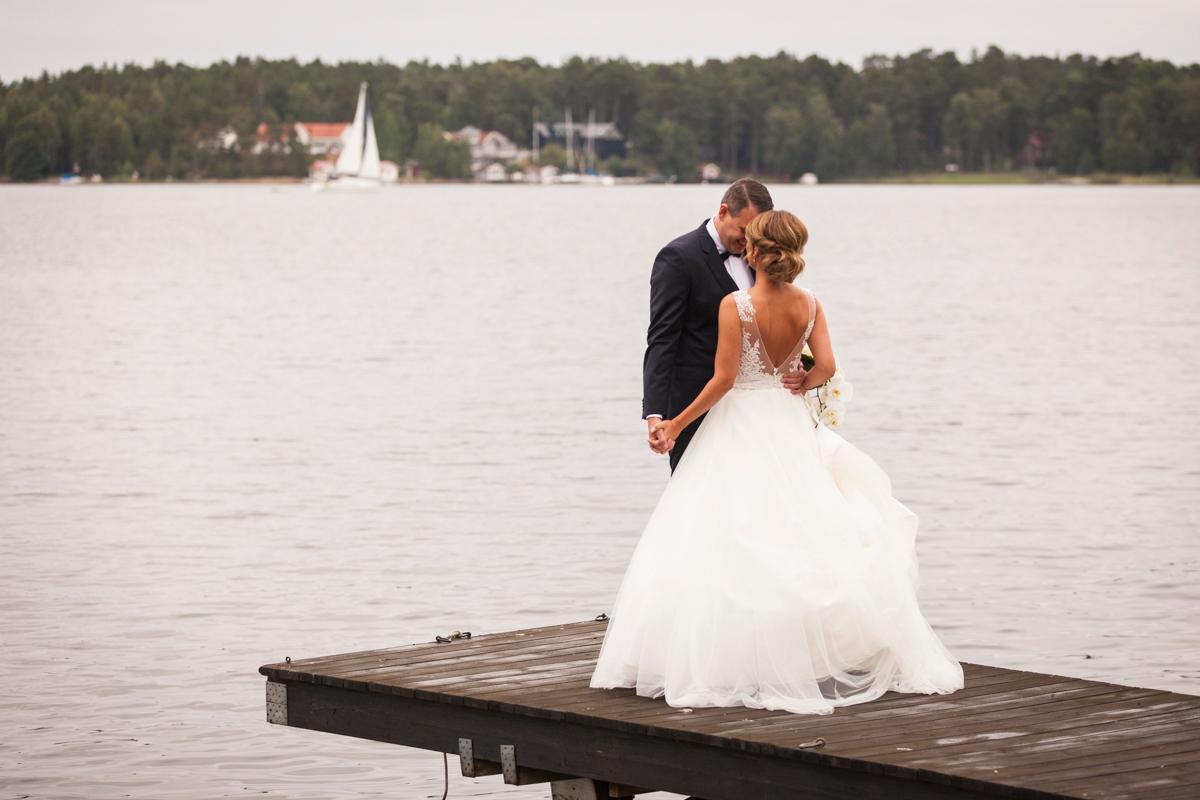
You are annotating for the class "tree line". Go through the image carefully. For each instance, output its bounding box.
[1,47,1198,182]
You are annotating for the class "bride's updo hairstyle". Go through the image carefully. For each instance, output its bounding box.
[745,210,809,283]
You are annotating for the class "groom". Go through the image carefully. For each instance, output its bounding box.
[642,178,803,471]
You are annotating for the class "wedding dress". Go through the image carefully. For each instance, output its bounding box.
[589,288,964,714]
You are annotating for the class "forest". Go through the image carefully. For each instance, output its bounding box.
[1,47,1198,182]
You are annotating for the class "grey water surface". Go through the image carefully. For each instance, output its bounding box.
[1,183,1197,799]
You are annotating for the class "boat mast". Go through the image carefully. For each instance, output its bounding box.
[587,108,596,173]
[565,108,574,172]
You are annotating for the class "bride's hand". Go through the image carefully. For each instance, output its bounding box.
[659,420,681,449]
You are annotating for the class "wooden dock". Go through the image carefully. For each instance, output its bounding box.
[259,618,1200,799]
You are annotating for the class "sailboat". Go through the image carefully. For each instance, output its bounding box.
[313,82,381,192]
[556,107,581,184]
[551,107,613,186]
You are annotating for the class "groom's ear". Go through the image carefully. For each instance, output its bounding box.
[716,203,729,221]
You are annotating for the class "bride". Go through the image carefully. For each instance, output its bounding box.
[589,210,964,714]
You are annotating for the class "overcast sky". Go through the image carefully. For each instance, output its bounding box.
[2,0,1197,82]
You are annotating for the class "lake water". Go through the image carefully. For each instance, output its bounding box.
[1,183,1197,799]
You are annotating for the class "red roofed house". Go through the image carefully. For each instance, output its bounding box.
[252,120,353,158]
[293,122,351,156]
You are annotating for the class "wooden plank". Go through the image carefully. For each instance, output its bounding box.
[1021,736,1200,784]
[848,699,1200,766]
[606,669,1065,726]
[862,716,1200,795]
[1143,781,1200,800]
[992,724,1200,778]
[824,687,1169,753]
[263,620,606,677]
[527,675,1053,745]
[1036,756,1200,795]
[287,618,600,663]
[692,678,1094,743]
[284,622,605,677]
[854,717,1200,784]
[345,640,605,683]
[351,652,600,690]
[528,671,1043,735]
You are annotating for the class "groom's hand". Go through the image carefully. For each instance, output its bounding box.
[781,368,808,395]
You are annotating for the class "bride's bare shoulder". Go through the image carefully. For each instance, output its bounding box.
[716,294,742,334]
[781,283,813,307]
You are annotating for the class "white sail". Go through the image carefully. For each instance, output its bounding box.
[313,80,382,191]
[334,83,368,177]
[359,108,381,180]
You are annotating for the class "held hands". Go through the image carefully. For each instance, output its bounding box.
[646,418,678,454]
[647,369,807,455]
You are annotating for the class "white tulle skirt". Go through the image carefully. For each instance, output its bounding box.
[589,385,964,714]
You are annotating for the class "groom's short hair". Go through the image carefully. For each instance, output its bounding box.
[722,178,773,215]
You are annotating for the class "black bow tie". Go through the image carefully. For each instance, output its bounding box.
[720,250,744,259]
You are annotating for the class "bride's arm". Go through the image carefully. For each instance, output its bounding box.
[799,297,836,390]
[661,295,741,444]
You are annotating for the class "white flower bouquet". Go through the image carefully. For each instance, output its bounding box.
[800,346,853,428]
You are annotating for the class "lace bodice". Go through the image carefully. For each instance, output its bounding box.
[733,289,817,390]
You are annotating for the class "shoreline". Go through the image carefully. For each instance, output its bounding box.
[858,171,1200,186]
[8,172,1199,187]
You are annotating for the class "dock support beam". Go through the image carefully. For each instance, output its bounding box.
[265,681,288,726]
[457,739,640,798]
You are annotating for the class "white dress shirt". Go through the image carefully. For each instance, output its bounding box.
[706,216,755,291]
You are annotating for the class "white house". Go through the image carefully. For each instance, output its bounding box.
[478,130,519,163]
[482,162,508,183]
[450,126,522,180]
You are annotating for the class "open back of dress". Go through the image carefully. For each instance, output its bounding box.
[732,289,816,389]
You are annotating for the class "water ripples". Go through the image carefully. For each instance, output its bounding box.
[1,183,1198,798]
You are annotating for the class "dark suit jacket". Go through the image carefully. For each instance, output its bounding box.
[642,220,740,470]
